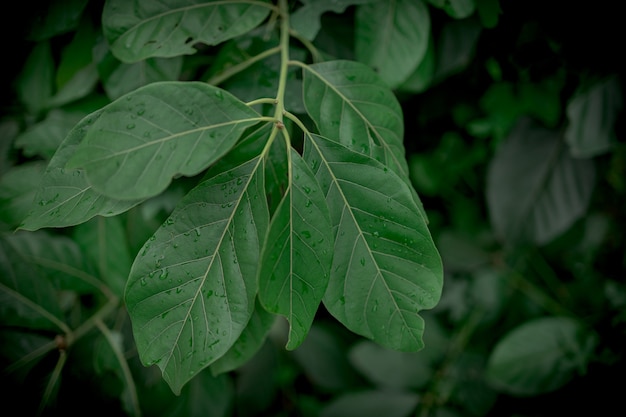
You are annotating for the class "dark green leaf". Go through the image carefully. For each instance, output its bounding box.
[486,316,598,396]
[304,134,442,351]
[291,0,377,40]
[125,154,269,394]
[73,216,133,299]
[27,0,88,41]
[103,0,273,62]
[211,299,275,375]
[476,0,501,28]
[0,162,46,229]
[487,118,596,245]
[15,109,85,159]
[258,149,333,350]
[16,42,54,115]
[565,76,623,157]
[321,390,419,417]
[355,0,430,88]
[302,60,408,176]
[19,110,142,231]
[66,81,262,200]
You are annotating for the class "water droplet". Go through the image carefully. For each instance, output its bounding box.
[301,230,311,239]
[372,231,380,237]
[159,269,169,280]
[137,108,145,116]
[206,290,213,298]
[140,277,147,286]
[360,257,365,266]
[126,123,135,130]
[214,90,223,100]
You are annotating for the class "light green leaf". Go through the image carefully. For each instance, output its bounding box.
[304,134,443,351]
[66,81,262,200]
[258,148,333,350]
[302,60,407,177]
[291,0,377,40]
[486,316,598,396]
[19,109,142,231]
[565,76,623,158]
[125,154,269,395]
[103,0,273,62]
[487,118,596,245]
[355,0,430,88]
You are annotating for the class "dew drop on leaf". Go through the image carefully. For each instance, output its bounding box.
[126,123,135,129]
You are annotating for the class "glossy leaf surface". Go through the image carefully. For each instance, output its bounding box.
[103,0,272,62]
[67,81,261,200]
[304,134,442,351]
[258,148,333,350]
[125,153,269,394]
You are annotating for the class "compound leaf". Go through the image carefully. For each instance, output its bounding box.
[304,134,442,352]
[67,81,262,200]
[258,148,333,350]
[125,152,269,395]
[103,0,272,62]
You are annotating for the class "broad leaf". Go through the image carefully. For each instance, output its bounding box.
[0,162,46,229]
[487,118,596,245]
[0,234,62,331]
[304,134,443,351]
[103,0,272,62]
[321,390,419,417]
[565,76,623,157]
[73,216,133,299]
[355,0,430,88]
[101,56,183,100]
[486,316,598,396]
[125,153,269,395]
[66,81,262,200]
[302,60,408,177]
[211,298,275,375]
[258,148,333,350]
[19,109,142,231]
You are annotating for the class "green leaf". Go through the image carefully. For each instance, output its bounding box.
[349,340,433,390]
[430,0,476,19]
[476,0,501,28]
[101,57,183,100]
[125,153,269,395]
[486,316,598,396]
[304,134,443,351]
[211,298,275,375]
[487,118,596,245]
[258,148,333,350]
[15,109,85,160]
[565,76,623,158]
[302,60,408,177]
[0,162,46,229]
[27,0,88,41]
[73,216,133,299]
[290,0,377,41]
[321,390,419,417]
[102,0,272,62]
[0,233,65,331]
[355,0,430,88]
[19,110,142,231]
[16,42,54,115]
[66,81,262,200]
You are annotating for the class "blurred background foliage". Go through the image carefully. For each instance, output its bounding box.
[1,0,625,416]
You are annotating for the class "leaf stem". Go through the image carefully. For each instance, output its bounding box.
[247,97,278,107]
[284,110,310,135]
[37,349,67,416]
[288,29,323,63]
[207,45,281,86]
[273,0,291,124]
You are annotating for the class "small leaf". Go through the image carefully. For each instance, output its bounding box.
[0,162,46,229]
[19,110,142,231]
[355,0,430,88]
[66,81,262,200]
[258,149,333,350]
[302,60,408,176]
[125,154,269,395]
[487,118,596,245]
[486,316,598,396]
[304,134,443,351]
[565,76,623,158]
[103,0,272,62]
[15,109,85,159]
